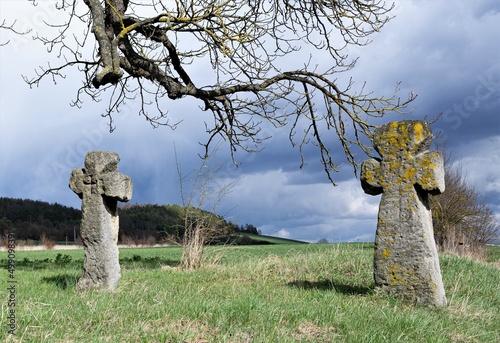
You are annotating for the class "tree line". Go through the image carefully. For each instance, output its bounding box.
[0,198,260,245]
[0,198,80,243]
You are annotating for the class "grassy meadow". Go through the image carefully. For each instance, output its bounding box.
[1,243,499,342]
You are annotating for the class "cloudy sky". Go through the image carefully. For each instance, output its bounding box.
[1,0,499,242]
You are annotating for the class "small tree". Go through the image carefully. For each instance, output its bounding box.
[176,144,237,269]
[431,151,499,259]
[40,232,56,250]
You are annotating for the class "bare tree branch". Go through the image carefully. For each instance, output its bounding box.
[17,0,417,183]
[0,19,32,46]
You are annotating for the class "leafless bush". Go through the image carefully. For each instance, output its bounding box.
[120,233,159,246]
[181,220,206,270]
[40,232,55,250]
[441,230,487,261]
[162,233,181,246]
[145,235,157,246]
[431,147,499,261]
[176,143,238,270]
[120,233,134,246]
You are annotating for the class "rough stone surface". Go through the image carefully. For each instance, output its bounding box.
[360,120,447,306]
[69,151,132,291]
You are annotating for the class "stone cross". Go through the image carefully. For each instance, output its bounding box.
[69,151,132,290]
[360,120,447,306]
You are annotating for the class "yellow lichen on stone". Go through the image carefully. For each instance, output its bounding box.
[362,168,376,184]
[362,120,447,306]
[389,161,399,169]
[404,168,417,180]
[389,265,399,285]
[413,122,424,142]
[389,121,399,131]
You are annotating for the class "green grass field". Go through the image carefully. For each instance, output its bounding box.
[1,244,499,342]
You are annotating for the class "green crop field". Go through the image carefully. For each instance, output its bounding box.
[1,244,499,342]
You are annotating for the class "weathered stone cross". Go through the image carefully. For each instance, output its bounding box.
[361,120,447,306]
[70,151,132,291]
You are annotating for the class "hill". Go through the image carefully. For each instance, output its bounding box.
[0,197,80,242]
[234,233,307,245]
[0,197,284,245]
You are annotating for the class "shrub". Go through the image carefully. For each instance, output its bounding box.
[40,232,55,250]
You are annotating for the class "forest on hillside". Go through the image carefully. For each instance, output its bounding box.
[0,197,259,244]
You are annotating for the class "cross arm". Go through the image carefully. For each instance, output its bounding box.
[100,172,133,202]
[69,168,85,198]
[414,151,445,195]
[361,158,383,195]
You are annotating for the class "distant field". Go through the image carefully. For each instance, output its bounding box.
[1,243,499,342]
[238,233,308,244]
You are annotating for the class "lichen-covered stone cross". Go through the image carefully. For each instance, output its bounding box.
[69,151,132,291]
[361,120,447,306]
